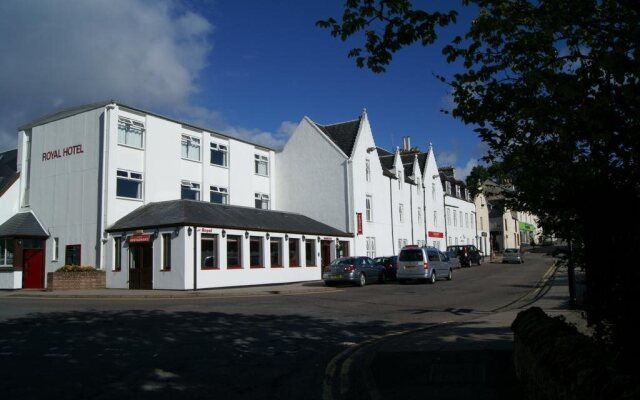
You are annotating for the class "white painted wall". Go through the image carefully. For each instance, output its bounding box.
[444,195,477,247]
[0,270,21,289]
[474,192,491,255]
[0,179,19,225]
[422,146,446,250]
[276,117,350,233]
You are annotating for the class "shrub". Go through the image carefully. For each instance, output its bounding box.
[56,265,98,272]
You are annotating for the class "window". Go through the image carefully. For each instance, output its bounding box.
[250,237,263,268]
[471,216,475,230]
[366,237,376,258]
[398,171,403,189]
[505,219,509,231]
[434,211,438,227]
[210,186,228,204]
[453,210,457,227]
[0,239,14,266]
[113,237,122,271]
[432,183,436,200]
[65,244,81,265]
[226,235,242,269]
[22,131,32,206]
[459,211,463,227]
[418,207,422,224]
[255,154,269,176]
[480,216,484,230]
[117,116,144,148]
[305,240,316,266]
[181,135,201,162]
[270,238,282,267]
[466,190,471,201]
[455,185,460,198]
[201,234,219,269]
[465,213,469,228]
[255,193,270,209]
[446,208,451,225]
[52,237,59,261]
[210,142,228,167]
[399,203,404,223]
[365,195,373,221]
[365,159,371,182]
[181,181,200,200]
[116,170,143,199]
[162,233,171,270]
[289,238,300,267]
[445,181,451,195]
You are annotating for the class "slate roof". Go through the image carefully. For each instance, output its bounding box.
[378,154,395,171]
[376,147,393,156]
[417,152,428,174]
[107,200,352,237]
[313,118,361,157]
[0,212,48,238]
[18,100,275,151]
[0,149,19,196]
[401,154,417,177]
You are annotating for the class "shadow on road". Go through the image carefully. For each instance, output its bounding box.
[0,309,421,400]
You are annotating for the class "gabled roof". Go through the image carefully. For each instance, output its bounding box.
[107,200,351,237]
[378,154,395,171]
[0,212,48,238]
[376,146,393,156]
[18,100,276,151]
[400,154,417,177]
[0,149,19,196]
[417,152,429,174]
[313,118,361,157]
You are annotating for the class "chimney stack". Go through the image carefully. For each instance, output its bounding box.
[439,167,456,179]
[402,136,411,151]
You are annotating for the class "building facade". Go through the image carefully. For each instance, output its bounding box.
[440,167,476,248]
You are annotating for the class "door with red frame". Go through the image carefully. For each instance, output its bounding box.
[23,249,45,289]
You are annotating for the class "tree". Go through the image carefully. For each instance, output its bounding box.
[319,0,640,372]
[465,165,491,198]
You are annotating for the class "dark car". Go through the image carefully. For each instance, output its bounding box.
[446,245,482,267]
[374,256,398,279]
[322,256,387,287]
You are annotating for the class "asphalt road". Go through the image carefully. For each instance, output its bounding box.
[0,253,554,400]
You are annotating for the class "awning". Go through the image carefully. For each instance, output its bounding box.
[0,212,49,238]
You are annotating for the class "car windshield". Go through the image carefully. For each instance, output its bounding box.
[446,251,457,258]
[331,257,355,265]
[399,249,423,261]
[427,252,440,261]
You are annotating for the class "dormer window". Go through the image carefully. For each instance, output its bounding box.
[118,117,144,148]
[445,181,451,195]
[398,171,403,189]
[456,185,461,198]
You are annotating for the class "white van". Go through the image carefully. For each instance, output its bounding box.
[397,245,452,284]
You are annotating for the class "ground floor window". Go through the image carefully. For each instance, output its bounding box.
[250,236,263,268]
[113,237,122,271]
[65,244,81,265]
[305,240,316,266]
[366,237,376,258]
[227,235,242,269]
[161,233,171,270]
[339,241,349,257]
[202,234,219,269]
[270,238,282,267]
[0,239,14,266]
[289,238,300,267]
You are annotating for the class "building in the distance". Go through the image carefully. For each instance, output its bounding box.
[440,167,476,248]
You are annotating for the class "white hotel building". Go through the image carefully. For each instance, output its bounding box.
[0,101,465,290]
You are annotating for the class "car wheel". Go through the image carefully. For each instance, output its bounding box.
[447,269,453,281]
[429,272,436,284]
[324,281,334,287]
[357,273,366,287]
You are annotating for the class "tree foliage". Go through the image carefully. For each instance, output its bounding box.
[319,0,640,371]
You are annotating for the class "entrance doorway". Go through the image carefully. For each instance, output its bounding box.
[23,249,44,289]
[129,243,153,289]
[320,240,332,269]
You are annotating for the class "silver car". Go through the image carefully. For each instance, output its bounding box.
[443,250,462,269]
[323,256,386,287]
[502,248,524,264]
[397,246,452,284]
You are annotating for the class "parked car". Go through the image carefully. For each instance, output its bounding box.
[323,256,386,287]
[502,248,524,264]
[397,246,452,284]
[446,245,482,267]
[373,256,398,279]
[444,250,462,269]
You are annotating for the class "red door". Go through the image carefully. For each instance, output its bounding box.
[23,249,45,289]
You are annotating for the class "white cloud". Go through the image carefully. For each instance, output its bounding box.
[277,121,299,137]
[0,0,213,150]
[457,158,478,180]
[436,150,458,167]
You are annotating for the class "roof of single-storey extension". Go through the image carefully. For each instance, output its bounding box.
[0,212,48,238]
[0,149,19,197]
[313,118,361,157]
[17,100,276,151]
[107,200,352,237]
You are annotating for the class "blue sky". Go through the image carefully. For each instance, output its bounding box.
[0,0,484,177]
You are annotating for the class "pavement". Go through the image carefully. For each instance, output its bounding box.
[323,259,586,400]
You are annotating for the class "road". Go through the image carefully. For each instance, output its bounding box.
[0,253,554,399]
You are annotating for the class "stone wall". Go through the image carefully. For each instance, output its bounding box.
[47,271,106,291]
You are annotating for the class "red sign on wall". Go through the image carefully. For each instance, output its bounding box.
[128,234,151,243]
[428,231,444,238]
[356,213,363,235]
[42,144,84,162]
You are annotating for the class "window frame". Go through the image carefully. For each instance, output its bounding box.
[180,180,201,201]
[254,154,269,176]
[365,195,373,222]
[210,141,228,167]
[0,239,14,267]
[116,169,143,200]
[210,186,229,204]
[305,239,316,267]
[226,235,242,269]
[52,237,59,262]
[289,238,300,267]
[399,203,404,223]
[365,159,371,182]
[161,233,171,271]
[201,234,219,270]
[270,237,283,268]
[255,193,270,209]
[250,236,264,268]
[117,116,145,149]
[181,134,202,162]
[65,244,81,266]
[113,237,122,271]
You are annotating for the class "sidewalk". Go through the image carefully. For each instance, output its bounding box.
[0,280,335,299]
[340,263,583,400]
